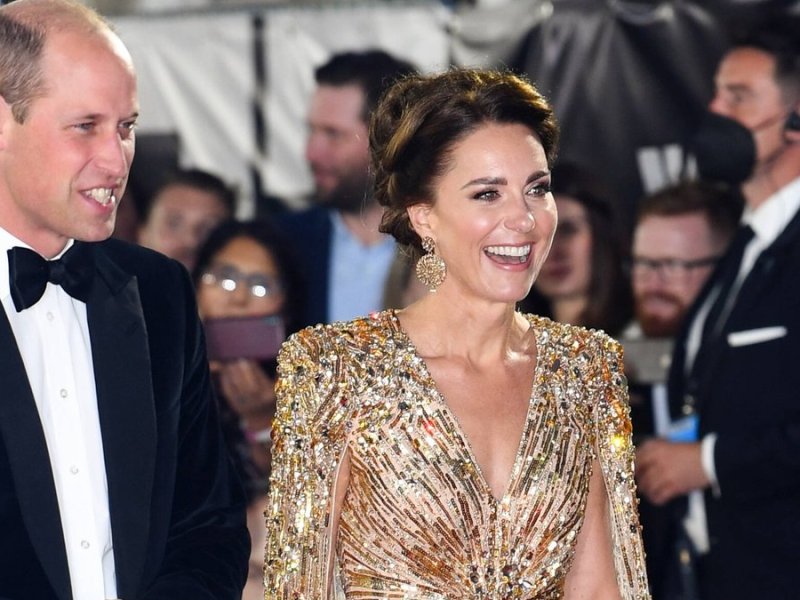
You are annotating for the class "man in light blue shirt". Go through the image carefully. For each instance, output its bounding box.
[280,50,417,326]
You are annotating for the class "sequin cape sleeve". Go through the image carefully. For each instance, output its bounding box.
[264,324,355,599]
[589,330,651,598]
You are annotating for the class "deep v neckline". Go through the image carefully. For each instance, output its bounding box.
[388,310,543,504]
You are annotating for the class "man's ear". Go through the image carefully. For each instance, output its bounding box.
[407,203,435,239]
[0,96,12,150]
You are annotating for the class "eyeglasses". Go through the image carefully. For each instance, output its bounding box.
[200,265,283,298]
[628,256,720,280]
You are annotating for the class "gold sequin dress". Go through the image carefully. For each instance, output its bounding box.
[264,311,649,599]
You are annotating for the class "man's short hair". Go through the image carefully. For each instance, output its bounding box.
[145,168,237,221]
[731,19,800,105]
[0,0,111,123]
[314,49,417,122]
[637,180,743,248]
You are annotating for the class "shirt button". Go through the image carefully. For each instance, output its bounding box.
[46,311,54,321]
[81,540,90,549]
[60,389,68,398]
[70,465,79,475]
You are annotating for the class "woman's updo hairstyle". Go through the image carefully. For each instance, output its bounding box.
[370,67,559,256]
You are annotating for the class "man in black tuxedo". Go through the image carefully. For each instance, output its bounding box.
[0,1,248,598]
[636,25,800,599]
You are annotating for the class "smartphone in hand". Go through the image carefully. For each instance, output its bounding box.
[204,314,285,361]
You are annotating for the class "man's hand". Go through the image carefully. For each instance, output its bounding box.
[635,439,710,505]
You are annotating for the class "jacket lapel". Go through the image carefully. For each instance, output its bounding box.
[695,207,800,400]
[724,207,800,330]
[0,306,72,599]
[667,254,719,419]
[85,243,156,598]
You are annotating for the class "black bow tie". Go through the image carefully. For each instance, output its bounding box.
[8,243,95,312]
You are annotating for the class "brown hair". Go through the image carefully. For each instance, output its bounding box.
[0,0,113,123]
[637,180,743,250]
[370,67,559,257]
[520,162,633,336]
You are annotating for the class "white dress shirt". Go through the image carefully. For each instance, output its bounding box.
[0,228,117,600]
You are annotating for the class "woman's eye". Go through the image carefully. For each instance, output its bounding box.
[474,189,499,201]
[529,182,552,196]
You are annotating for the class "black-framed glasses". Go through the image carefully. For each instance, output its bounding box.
[628,256,720,280]
[200,265,283,298]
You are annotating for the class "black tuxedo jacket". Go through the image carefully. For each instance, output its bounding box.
[667,203,800,599]
[0,240,249,599]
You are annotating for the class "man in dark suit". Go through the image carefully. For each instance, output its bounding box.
[0,1,248,598]
[636,25,800,599]
[280,50,416,327]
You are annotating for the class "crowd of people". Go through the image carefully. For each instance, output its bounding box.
[1,0,798,599]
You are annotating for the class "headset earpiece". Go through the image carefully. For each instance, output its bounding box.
[786,110,800,132]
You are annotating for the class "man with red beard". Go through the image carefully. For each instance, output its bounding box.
[623,180,740,599]
[630,181,742,341]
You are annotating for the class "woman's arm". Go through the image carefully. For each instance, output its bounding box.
[327,450,351,599]
[264,329,352,599]
[564,460,622,599]
[579,331,651,599]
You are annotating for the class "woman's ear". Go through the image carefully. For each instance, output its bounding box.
[407,203,434,239]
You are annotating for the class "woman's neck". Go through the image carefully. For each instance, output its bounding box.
[398,291,532,365]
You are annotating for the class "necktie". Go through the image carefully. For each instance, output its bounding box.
[702,224,755,341]
[7,243,95,311]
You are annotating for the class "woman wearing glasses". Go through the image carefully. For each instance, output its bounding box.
[192,219,304,599]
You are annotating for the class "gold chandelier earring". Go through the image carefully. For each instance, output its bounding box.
[415,236,446,292]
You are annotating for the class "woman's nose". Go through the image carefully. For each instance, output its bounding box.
[505,199,535,233]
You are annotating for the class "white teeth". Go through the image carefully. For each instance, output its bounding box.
[485,244,531,258]
[86,188,115,206]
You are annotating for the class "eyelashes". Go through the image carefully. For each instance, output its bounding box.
[471,184,551,201]
[531,182,552,195]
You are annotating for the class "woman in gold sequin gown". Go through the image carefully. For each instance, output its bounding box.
[265,69,650,599]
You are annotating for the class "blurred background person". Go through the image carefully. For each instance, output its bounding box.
[623,180,741,599]
[139,167,235,271]
[636,22,800,599]
[279,50,417,327]
[519,162,633,337]
[192,219,304,600]
[627,181,743,342]
[110,188,142,244]
[382,251,429,310]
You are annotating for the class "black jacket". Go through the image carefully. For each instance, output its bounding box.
[0,239,249,599]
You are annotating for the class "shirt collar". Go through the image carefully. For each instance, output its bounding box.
[329,210,392,250]
[742,176,800,246]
